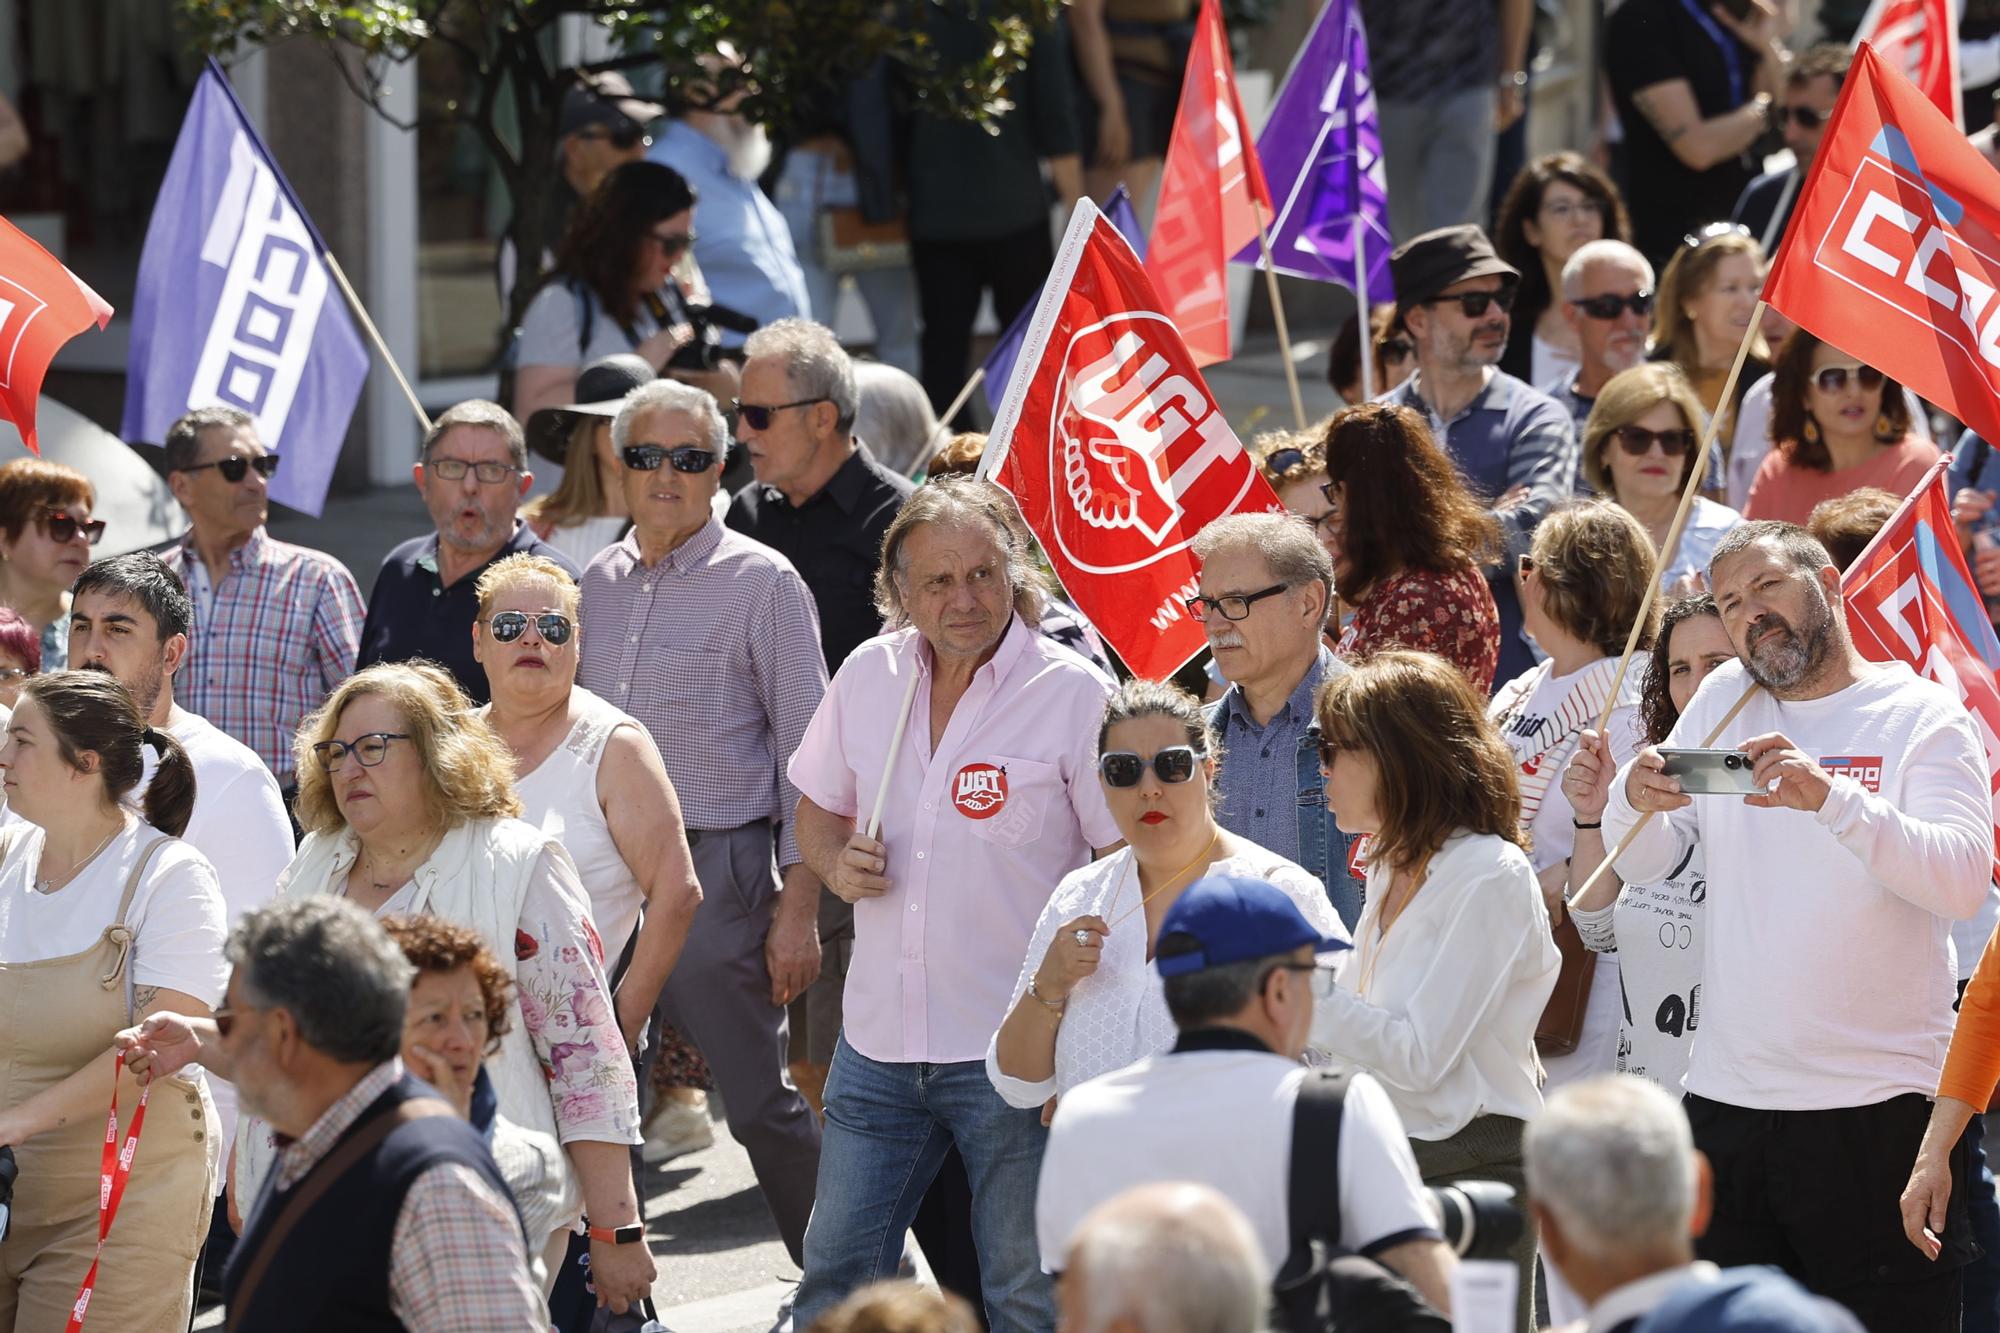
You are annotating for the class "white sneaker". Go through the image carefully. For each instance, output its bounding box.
[642,1096,716,1164]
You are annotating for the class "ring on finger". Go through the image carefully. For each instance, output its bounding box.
[1073,928,1092,948]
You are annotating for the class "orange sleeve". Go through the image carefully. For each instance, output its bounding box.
[1939,932,2000,1107]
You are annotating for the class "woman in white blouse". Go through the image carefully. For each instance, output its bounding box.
[1313,650,1559,1333]
[987,679,1348,1111]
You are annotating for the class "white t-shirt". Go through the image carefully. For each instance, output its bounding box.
[538,515,629,572]
[1574,840,1707,1095]
[0,818,228,1004]
[1604,659,1991,1109]
[142,710,293,930]
[1036,1044,1438,1277]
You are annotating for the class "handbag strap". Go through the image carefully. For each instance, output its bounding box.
[1287,1070,1350,1259]
[225,1096,457,1332]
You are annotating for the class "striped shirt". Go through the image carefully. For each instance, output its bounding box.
[577,519,826,868]
[268,1059,547,1331]
[160,528,365,786]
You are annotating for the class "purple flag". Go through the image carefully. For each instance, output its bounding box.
[1229,0,1393,303]
[981,186,1147,414]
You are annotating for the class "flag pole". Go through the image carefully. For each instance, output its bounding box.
[1587,300,1768,740]
[321,251,432,436]
[1254,201,1310,430]
[938,367,987,435]
[1355,219,1375,400]
[866,667,922,840]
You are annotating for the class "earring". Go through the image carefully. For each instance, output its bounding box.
[1874,413,1896,441]
[1802,417,1820,445]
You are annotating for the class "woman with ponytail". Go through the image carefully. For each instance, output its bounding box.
[0,669,223,1332]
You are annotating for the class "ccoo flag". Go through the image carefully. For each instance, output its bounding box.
[1853,0,1961,129]
[1228,0,1392,302]
[121,63,368,517]
[0,217,113,454]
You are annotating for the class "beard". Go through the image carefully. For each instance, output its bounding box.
[707,116,772,181]
[1740,585,1835,693]
[79,659,165,718]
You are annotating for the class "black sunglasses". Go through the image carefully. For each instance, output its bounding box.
[1570,290,1656,320]
[1378,337,1413,361]
[646,229,696,259]
[487,610,574,646]
[1184,583,1289,622]
[1612,425,1696,457]
[213,1006,241,1039]
[1424,288,1515,318]
[1780,105,1826,131]
[622,443,718,473]
[1315,737,1357,767]
[42,511,106,545]
[1099,747,1200,788]
[181,454,281,484]
[732,398,830,432]
[1813,363,1885,394]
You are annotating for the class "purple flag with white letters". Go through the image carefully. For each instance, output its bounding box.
[1229,0,1393,303]
[121,62,368,517]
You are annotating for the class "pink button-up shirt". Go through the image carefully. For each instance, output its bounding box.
[790,615,1120,1065]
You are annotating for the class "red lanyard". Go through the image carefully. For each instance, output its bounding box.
[64,1051,150,1333]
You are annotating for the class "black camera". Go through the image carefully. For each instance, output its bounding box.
[0,1144,16,1242]
[1723,753,1748,770]
[1432,1180,1523,1261]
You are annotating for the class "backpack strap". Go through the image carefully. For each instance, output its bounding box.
[1287,1070,1350,1259]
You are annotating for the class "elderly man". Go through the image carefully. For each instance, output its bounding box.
[158,406,366,797]
[118,898,545,1331]
[576,377,826,1265]
[1527,1075,1862,1333]
[1545,240,1655,436]
[1056,1184,1268,1333]
[1572,521,1991,1331]
[789,475,1121,1331]
[357,400,580,704]
[1191,514,1361,927]
[1382,225,1578,683]
[1731,45,1851,255]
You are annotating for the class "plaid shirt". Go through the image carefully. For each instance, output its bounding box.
[160,528,365,785]
[268,1059,547,1331]
[577,519,826,868]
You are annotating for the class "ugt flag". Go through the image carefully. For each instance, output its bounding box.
[122,63,367,517]
[1765,44,2000,447]
[1853,0,1961,129]
[981,200,1281,680]
[981,186,1147,415]
[1842,459,2000,865]
[0,218,112,454]
[1148,0,1273,367]
[1229,0,1393,303]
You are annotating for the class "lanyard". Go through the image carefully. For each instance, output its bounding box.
[1677,0,1745,107]
[64,1052,150,1333]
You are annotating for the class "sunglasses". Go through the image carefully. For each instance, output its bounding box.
[732,398,829,432]
[646,229,695,259]
[181,453,281,484]
[1099,746,1200,788]
[310,731,412,771]
[1612,424,1696,457]
[487,610,574,646]
[42,511,106,545]
[213,1006,242,1039]
[1315,737,1357,767]
[1185,583,1289,622]
[1812,363,1885,394]
[1423,288,1515,318]
[576,122,651,151]
[1779,105,1826,131]
[622,443,718,473]
[1570,290,1656,320]
[1378,337,1413,361]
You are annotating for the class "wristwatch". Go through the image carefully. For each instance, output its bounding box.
[1499,69,1529,92]
[585,1218,645,1246]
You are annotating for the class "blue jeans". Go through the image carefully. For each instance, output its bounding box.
[795,1035,1054,1333]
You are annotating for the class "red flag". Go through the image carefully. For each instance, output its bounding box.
[0,217,112,454]
[1147,0,1274,367]
[1762,44,2000,442]
[1853,0,1962,129]
[982,199,1282,679]
[1841,460,2000,867]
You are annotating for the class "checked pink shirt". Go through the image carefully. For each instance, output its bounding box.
[789,616,1120,1065]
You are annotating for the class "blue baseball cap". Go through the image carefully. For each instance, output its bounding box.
[1154,874,1351,979]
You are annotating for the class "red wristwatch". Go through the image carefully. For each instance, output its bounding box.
[584,1218,645,1246]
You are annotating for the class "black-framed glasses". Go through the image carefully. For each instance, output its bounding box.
[621,443,718,473]
[732,397,830,432]
[1613,424,1695,457]
[426,457,521,485]
[575,122,651,151]
[1184,583,1289,622]
[41,511,105,546]
[1423,287,1515,318]
[1267,959,1343,1000]
[179,454,281,484]
[1812,363,1885,394]
[1378,337,1413,361]
[1683,221,1751,250]
[487,610,574,646]
[311,732,412,771]
[1780,104,1826,131]
[1264,447,1308,476]
[1099,746,1200,788]
[1570,290,1656,320]
[645,229,695,259]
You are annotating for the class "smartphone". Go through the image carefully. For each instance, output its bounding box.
[1657,746,1765,795]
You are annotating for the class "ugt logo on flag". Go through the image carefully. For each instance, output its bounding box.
[122,63,367,518]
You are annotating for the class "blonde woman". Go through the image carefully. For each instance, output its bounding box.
[1649,224,1768,453]
[1581,365,1742,591]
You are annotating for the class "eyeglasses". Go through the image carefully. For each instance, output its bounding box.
[1612,424,1696,457]
[1315,737,1357,767]
[1264,447,1308,476]
[574,122,651,151]
[1099,746,1200,788]
[1682,221,1752,250]
[732,398,830,432]
[645,229,696,259]
[212,1006,240,1039]
[1185,583,1289,622]
[1377,337,1413,361]
[426,457,521,485]
[310,731,412,771]
[1422,288,1515,318]
[1267,960,1343,1000]
[487,610,574,646]
[1780,104,1826,131]
[621,443,718,473]
[1539,198,1606,223]
[179,454,281,484]
[1570,290,1656,320]
[41,511,106,545]
[1812,363,1885,394]
[0,667,26,683]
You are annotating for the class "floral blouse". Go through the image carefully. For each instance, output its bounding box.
[1335,563,1501,694]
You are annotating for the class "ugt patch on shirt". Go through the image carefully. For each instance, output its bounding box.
[953,763,1009,819]
[1819,756,1885,794]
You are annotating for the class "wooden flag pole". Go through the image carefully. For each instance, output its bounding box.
[1587,300,1768,740]
[321,251,432,436]
[937,367,987,437]
[1253,201,1310,431]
